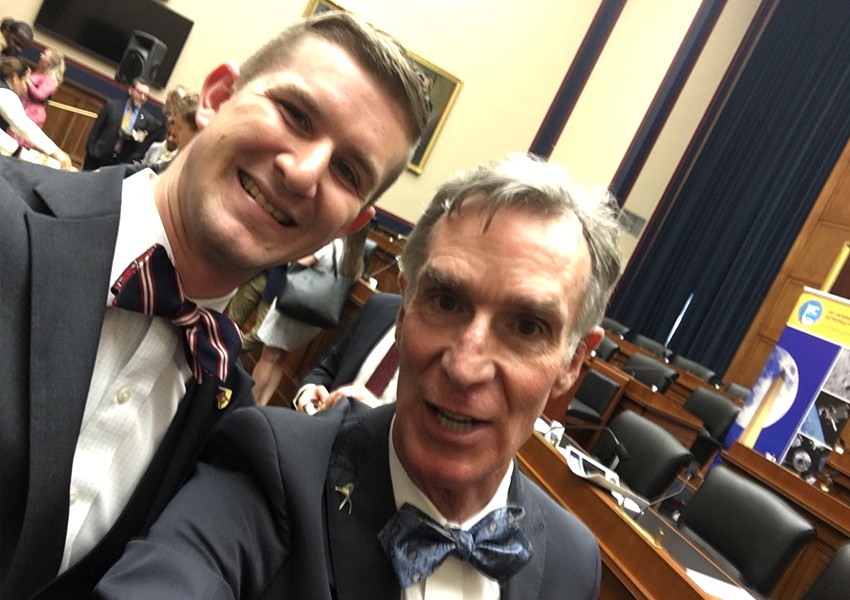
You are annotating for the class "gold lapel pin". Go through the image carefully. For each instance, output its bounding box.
[335,482,354,514]
[216,386,232,410]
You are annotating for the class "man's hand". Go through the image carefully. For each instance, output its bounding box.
[294,385,330,412]
[321,383,382,410]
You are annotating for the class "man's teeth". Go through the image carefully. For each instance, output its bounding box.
[436,408,474,432]
[239,173,291,225]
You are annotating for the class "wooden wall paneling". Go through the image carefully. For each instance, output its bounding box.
[41,80,105,169]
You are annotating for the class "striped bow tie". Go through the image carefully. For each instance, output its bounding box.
[378,503,533,588]
[111,244,243,382]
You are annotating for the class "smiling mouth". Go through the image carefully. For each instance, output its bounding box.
[430,405,479,432]
[239,171,293,226]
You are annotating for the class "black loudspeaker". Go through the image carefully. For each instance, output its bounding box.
[116,31,168,85]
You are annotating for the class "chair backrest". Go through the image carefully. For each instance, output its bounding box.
[363,238,379,272]
[672,354,716,382]
[592,410,695,500]
[622,352,679,393]
[803,542,850,600]
[683,387,741,442]
[633,334,672,360]
[594,335,619,362]
[568,369,621,421]
[725,381,752,401]
[677,466,816,596]
[601,316,630,339]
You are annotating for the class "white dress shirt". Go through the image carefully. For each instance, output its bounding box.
[388,419,512,600]
[295,325,398,408]
[60,169,233,572]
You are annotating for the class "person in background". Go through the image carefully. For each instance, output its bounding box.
[293,291,402,413]
[142,92,199,172]
[0,18,33,57]
[0,11,430,599]
[83,78,160,170]
[0,56,71,168]
[95,153,621,600]
[11,47,65,149]
[251,238,345,406]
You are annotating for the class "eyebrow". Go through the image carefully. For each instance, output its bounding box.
[421,264,567,323]
[279,83,380,197]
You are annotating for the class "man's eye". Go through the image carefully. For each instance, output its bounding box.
[281,102,309,131]
[332,159,360,191]
[433,292,459,312]
[516,318,545,337]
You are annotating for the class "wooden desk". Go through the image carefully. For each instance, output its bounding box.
[609,335,739,407]
[619,378,705,448]
[518,432,737,599]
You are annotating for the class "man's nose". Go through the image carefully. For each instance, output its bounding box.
[277,139,332,199]
[441,319,497,388]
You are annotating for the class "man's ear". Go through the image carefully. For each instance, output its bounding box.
[196,62,240,129]
[341,206,376,235]
[549,327,605,400]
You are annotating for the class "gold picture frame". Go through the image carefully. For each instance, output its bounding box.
[303,0,462,174]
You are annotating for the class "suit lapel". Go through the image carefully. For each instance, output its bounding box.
[325,406,399,600]
[7,177,121,598]
[502,469,546,600]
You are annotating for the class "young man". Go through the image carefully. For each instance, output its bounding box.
[95,153,622,599]
[0,12,429,599]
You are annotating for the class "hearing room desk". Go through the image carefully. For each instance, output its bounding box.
[518,431,745,600]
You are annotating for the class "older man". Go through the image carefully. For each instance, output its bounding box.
[0,11,429,599]
[95,153,621,600]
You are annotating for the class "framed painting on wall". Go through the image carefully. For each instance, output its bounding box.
[303,0,462,174]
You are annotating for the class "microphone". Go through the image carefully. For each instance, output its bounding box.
[555,422,630,469]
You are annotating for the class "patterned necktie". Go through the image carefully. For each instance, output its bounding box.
[111,244,243,382]
[378,503,533,588]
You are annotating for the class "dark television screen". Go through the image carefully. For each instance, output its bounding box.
[34,0,194,88]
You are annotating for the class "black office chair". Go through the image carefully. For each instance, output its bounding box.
[592,336,619,362]
[566,369,621,424]
[622,352,679,393]
[601,316,630,339]
[592,410,696,500]
[803,542,850,600]
[672,354,716,382]
[725,381,752,401]
[677,466,816,596]
[683,387,741,465]
[363,238,379,273]
[633,334,673,360]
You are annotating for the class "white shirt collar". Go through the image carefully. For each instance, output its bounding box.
[108,168,234,312]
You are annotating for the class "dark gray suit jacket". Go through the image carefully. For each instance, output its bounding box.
[301,292,401,391]
[0,158,254,599]
[96,403,601,599]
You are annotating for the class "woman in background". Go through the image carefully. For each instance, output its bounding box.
[0,56,71,168]
[13,47,64,149]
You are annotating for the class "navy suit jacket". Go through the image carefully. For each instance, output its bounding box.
[302,292,402,391]
[0,158,254,599]
[96,403,601,599]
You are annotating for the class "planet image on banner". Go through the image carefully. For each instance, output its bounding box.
[735,345,800,431]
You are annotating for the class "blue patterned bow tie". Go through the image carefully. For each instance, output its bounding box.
[378,503,533,588]
[111,244,243,382]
